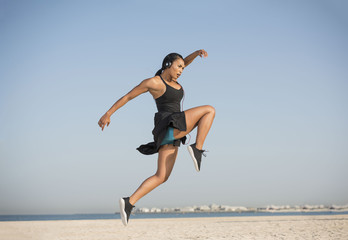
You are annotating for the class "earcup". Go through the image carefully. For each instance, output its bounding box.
[165,61,171,68]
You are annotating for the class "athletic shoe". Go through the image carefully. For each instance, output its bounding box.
[187,143,206,172]
[119,197,134,226]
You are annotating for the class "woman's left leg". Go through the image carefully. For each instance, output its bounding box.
[173,105,215,150]
[172,105,215,172]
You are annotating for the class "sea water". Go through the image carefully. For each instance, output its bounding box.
[1,211,348,222]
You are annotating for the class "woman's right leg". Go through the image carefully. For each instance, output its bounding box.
[128,144,178,205]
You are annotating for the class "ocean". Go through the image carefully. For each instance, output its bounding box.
[1,211,348,222]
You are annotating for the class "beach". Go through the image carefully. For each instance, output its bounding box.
[1,215,348,240]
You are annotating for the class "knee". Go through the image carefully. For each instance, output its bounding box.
[155,173,169,184]
[163,175,170,183]
[205,105,216,116]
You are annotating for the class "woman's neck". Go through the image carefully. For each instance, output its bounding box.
[161,72,176,82]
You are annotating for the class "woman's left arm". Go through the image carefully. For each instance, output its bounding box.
[184,49,208,67]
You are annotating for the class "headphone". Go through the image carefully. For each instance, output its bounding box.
[164,60,172,69]
[161,53,183,71]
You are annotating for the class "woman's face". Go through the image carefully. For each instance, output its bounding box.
[168,58,185,80]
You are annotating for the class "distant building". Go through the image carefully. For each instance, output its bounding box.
[136,208,150,213]
[161,208,171,212]
[181,207,195,212]
[235,206,248,212]
[220,205,238,212]
[196,205,211,212]
[133,202,348,214]
[209,204,220,211]
[150,208,161,213]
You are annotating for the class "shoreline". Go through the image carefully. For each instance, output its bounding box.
[1,210,348,222]
[1,215,347,240]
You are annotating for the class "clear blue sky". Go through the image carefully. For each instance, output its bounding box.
[1,0,347,214]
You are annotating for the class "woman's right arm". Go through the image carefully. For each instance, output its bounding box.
[98,78,152,131]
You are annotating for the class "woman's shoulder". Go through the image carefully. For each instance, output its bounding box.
[141,76,165,99]
[142,76,163,89]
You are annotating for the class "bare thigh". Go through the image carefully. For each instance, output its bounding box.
[173,105,215,139]
[156,144,179,181]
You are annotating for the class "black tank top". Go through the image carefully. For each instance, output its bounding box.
[155,75,184,112]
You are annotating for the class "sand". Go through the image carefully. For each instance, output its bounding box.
[1,215,348,240]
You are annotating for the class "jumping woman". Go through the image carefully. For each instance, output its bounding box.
[98,49,215,226]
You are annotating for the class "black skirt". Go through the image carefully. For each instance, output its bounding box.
[137,111,187,155]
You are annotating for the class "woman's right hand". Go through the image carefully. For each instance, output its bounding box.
[98,112,111,131]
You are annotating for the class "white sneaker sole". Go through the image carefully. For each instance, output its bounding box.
[119,198,128,226]
[187,145,200,172]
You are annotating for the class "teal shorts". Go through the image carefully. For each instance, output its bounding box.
[160,127,176,146]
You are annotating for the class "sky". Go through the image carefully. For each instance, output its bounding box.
[0,0,347,215]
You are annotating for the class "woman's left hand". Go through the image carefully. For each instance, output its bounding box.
[184,49,208,67]
[197,49,208,58]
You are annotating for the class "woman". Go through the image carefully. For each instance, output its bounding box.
[98,49,215,226]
